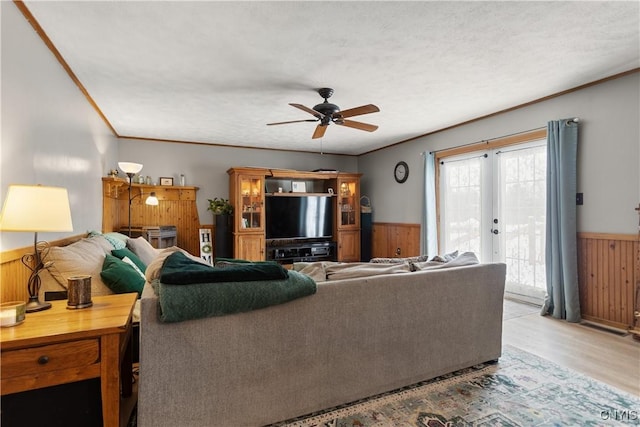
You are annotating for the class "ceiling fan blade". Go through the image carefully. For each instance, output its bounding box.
[338,104,379,118]
[312,124,328,139]
[290,103,323,118]
[267,119,318,126]
[338,119,378,132]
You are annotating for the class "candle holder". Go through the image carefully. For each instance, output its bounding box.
[1,301,26,327]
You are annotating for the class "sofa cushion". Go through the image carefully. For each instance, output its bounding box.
[45,236,114,297]
[112,248,147,272]
[127,237,160,265]
[103,232,129,249]
[100,254,145,296]
[87,230,128,250]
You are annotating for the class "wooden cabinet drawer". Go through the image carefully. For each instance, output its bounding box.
[1,339,99,379]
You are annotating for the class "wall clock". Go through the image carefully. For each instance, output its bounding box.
[394,161,409,183]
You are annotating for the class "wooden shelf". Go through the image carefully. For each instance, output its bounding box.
[266,192,335,197]
[269,169,338,180]
[226,166,355,181]
[102,177,198,191]
[102,177,198,201]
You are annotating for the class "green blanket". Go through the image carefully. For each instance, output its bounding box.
[160,251,288,284]
[154,255,316,323]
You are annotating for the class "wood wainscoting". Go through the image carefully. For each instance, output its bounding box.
[0,234,86,303]
[369,226,639,332]
[577,232,639,331]
[102,178,205,256]
[372,222,421,259]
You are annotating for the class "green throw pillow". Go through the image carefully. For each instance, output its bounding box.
[100,254,145,296]
[111,248,146,272]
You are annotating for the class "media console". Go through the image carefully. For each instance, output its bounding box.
[228,167,361,262]
[266,240,337,264]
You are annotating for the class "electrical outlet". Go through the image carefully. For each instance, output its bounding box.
[576,193,584,205]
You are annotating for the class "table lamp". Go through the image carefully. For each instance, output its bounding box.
[0,185,74,312]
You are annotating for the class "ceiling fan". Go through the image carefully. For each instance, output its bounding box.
[267,88,379,139]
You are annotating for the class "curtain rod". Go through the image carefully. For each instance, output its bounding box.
[426,117,579,155]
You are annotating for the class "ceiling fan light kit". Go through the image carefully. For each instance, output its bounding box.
[267,88,379,139]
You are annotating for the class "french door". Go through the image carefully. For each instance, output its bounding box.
[439,140,547,304]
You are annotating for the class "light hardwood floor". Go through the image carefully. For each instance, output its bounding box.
[502,300,640,396]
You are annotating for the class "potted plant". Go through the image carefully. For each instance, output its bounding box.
[207,197,233,216]
[207,198,233,258]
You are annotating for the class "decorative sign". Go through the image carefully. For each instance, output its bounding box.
[199,228,213,265]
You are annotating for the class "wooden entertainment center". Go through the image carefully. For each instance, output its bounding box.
[227,167,362,263]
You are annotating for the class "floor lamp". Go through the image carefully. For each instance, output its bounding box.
[118,162,144,237]
[0,185,74,312]
[118,162,159,237]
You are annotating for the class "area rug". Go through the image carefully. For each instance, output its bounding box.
[271,345,639,426]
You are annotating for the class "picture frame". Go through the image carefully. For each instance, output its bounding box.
[291,181,306,193]
[160,177,174,186]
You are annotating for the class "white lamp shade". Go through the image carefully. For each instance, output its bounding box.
[145,192,159,206]
[0,185,74,232]
[118,162,143,175]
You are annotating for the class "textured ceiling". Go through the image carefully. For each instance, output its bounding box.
[22,1,640,155]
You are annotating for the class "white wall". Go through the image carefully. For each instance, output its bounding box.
[118,139,357,223]
[358,72,640,234]
[0,2,119,251]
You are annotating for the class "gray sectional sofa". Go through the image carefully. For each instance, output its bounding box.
[137,258,506,427]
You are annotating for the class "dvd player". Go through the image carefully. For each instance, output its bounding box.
[267,241,336,263]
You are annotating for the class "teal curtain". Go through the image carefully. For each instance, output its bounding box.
[542,119,580,322]
[421,152,438,256]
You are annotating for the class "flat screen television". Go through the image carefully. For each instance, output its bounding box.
[265,195,333,240]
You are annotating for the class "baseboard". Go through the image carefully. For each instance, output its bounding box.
[579,320,629,337]
[504,294,542,307]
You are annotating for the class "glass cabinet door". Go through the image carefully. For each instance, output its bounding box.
[239,176,263,230]
[337,177,359,228]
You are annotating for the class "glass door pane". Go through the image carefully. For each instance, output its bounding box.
[338,178,358,228]
[440,155,486,259]
[496,142,547,302]
[240,176,263,230]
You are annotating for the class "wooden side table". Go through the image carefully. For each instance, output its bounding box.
[1,293,137,427]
